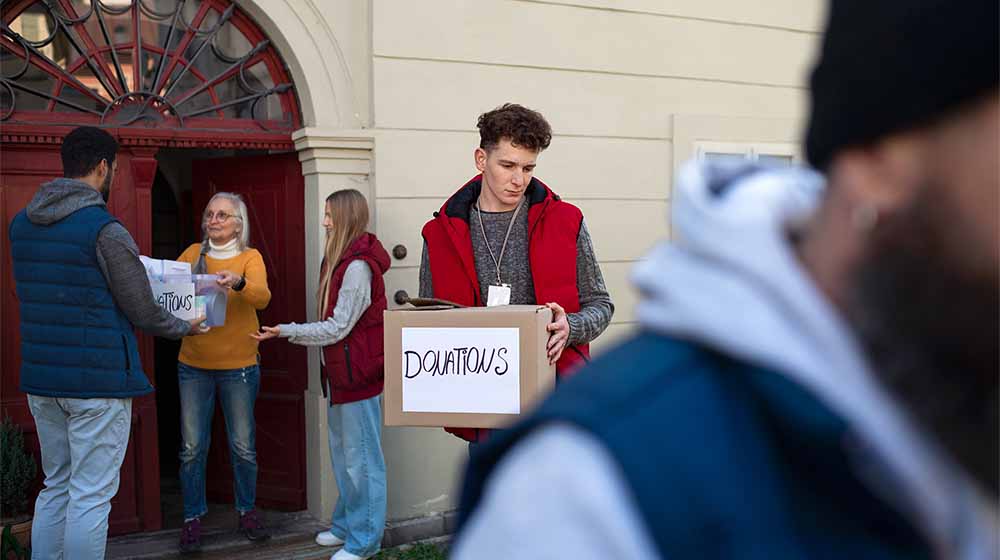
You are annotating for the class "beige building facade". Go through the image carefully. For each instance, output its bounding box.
[230,0,827,526]
[0,0,824,532]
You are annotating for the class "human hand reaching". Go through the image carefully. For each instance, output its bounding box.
[250,325,281,341]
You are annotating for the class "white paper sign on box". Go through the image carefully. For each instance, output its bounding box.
[400,327,520,414]
[151,280,197,321]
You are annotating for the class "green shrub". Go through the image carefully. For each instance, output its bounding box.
[0,417,37,519]
[374,542,448,560]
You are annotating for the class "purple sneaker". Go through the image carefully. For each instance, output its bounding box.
[238,509,271,542]
[179,517,202,553]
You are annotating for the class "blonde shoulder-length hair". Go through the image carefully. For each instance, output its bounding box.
[317,189,369,317]
[202,192,251,251]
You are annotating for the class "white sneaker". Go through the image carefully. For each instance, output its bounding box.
[331,549,368,560]
[315,530,345,547]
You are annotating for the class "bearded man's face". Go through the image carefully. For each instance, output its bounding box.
[99,159,114,203]
[845,94,999,496]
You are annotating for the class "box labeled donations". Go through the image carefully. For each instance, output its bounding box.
[384,305,556,428]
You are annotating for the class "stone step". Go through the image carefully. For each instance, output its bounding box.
[106,510,457,559]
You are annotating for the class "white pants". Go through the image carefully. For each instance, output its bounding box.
[27,396,132,560]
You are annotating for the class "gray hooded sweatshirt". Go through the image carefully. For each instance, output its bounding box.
[454,161,998,560]
[23,178,190,340]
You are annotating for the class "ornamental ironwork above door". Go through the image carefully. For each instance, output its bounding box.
[0,0,299,131]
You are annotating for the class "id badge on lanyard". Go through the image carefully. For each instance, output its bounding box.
[487,283,512,307]
[479,196,523,308]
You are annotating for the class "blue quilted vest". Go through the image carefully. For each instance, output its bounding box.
[459,333,933,560]
[9,205,152,398]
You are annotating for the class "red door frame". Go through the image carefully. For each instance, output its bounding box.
[0,132,306,535]
[193,154,308,511]
[1,0,305,536]
[1,144,164,533]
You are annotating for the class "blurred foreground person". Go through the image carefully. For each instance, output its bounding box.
[453,1,999,559]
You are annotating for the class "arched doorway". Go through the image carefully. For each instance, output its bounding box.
[1,0,307,534]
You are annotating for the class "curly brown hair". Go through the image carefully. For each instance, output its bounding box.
[477,103,552,153]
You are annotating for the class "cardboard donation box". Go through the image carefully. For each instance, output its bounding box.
[384,305,556,428]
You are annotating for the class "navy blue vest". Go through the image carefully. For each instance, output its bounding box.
[9,205,152,398]
[459,333,933,559]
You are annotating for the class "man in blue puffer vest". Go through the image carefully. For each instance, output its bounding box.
[453,1,999,559]
[9,126,208,560]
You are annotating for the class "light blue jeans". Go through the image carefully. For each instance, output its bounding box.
[327,395,387,557]
[27,395,132,560]
[177,362,260,520]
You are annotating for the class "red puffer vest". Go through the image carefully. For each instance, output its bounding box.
[422,175,591,441]
[320,233,391,405]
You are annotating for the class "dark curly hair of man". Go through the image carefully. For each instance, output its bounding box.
[477,103,552,153]
[61,126,118,178]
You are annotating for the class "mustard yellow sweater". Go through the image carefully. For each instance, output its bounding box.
[177,244,271,370]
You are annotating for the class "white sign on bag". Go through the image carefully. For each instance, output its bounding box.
[401,327,520,414]
[141,256,197,321]
[151,280,197,321]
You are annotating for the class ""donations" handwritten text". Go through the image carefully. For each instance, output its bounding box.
[404,346,510,379]
[157,291,193,313]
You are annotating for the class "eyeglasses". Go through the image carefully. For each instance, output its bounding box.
[204,211,237,223]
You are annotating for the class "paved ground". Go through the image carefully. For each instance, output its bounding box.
[109,532,450,560]
[155,532,334,560]
[106,506,455,559]
[106,480,455,559]
[106,510,328,559]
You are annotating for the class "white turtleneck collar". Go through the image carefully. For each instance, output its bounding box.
[207,238,241,260]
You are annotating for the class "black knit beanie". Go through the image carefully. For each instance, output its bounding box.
[805,0,999,171]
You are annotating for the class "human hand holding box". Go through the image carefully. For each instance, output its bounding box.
[160,274,228,326]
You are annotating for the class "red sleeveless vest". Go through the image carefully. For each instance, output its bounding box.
[422,176,591,441]
[320,233,391,405]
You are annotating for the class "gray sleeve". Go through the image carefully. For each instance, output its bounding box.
[418,240,434,298]
[279,260,372,347]
[451,424,662,560]
[567,220,614,345]
[95,223,191,340]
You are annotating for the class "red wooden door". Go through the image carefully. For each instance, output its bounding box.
[1,144,163,534]
[191,153,308,510]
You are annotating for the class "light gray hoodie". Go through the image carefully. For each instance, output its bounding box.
[24,178,190,340]
[454,161,998,560]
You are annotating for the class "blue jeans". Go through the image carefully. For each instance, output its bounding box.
[327,395,387,557]
[178,362,260,520]
[27,395,131,560]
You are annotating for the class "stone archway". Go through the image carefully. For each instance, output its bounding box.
[235,0,378,523]
[0,0,311,534]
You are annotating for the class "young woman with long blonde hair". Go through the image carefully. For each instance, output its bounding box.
[253,189,389,560]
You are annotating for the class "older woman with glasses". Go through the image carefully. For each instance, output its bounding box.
[174,192,272,553]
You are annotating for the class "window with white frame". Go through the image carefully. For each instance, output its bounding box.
[695,141,802,167]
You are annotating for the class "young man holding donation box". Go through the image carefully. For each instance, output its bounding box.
[418,104,614,444]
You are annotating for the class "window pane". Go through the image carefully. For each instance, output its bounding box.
[757,154,794,167]
[2,63,53,111]
[3,0,295,128]
[703,152,749,165]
